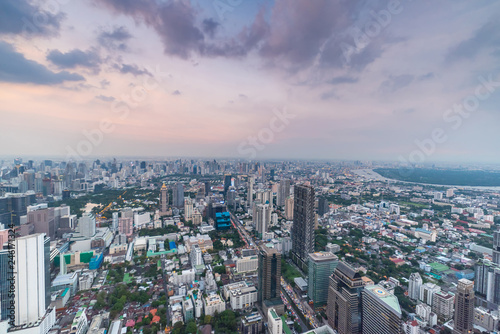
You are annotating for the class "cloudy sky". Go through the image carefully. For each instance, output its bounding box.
[1,0,499,163]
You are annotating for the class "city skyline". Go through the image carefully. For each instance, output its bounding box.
[1,1,500,162]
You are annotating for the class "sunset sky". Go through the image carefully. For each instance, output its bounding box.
[1,0,499,162]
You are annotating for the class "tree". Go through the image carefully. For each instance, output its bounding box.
[186,321,197,334]
[204,315,212,325]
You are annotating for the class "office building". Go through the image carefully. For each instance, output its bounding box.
[222,281,258,310]
[159,183,169,215]
[253,203,271,237]
[453,279,474,334]
[473,307,499,333]
[362,285,402,334]
[203,293,225,316]
[420,282,441,306]
[327,261,365,334]
[493,229,500,265]
[318,196,329,216]
[223,174,232,199]
[267,308,282,334]
[247,176,254,208]
[258,247,281,303]
[78,212,96,238]
[0,249,13,322]
[276,179,290,207]
[408,273,422,300]
[236,255,258,273]
[284,196,294,220]
[432,291,454,321]
[292,184,315,271]
[190,245,203,267]
[184,198,193,221]
[240,313,263,334]
[172,182,184,208]
[14,234,51,327]
[308,252,339,308]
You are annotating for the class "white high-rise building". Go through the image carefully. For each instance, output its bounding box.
[268,308,283,334]
[14,234,53,329]
[408,273,423,300]
[78,212,96,238]
[190,245,203,267]
[253,203,271,236]
[277,179,290,207]
[112,212,119,232]
[420,282,441,306]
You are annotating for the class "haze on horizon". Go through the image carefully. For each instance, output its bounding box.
[1,0,499,163]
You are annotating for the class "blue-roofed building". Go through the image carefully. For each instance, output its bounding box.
[169,241,177,250]
[89,252,103,270]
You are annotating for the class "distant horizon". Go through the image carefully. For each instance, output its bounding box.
[2,1,500,163]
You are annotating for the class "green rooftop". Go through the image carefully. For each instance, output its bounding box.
[429,262,449,272]
[365,285,402,315]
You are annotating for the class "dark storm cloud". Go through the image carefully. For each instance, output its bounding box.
[94,0,397,72]
[47,49,101,72]
[202,18,219,38]
[446,17,500,62]
[0,42,84,85]
[98,25,133,51]
[0,0,65,37]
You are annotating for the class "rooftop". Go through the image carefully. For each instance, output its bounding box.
[365,285,402,316]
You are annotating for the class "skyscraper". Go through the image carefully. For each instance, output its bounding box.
[276,179,290,207]
[0,249,13,322]
[291,184,315,271]
[78,212,96,238]
[258,247,281,303]
[159,182,169,215]
[453,279,474,334]
[284,196,294,220]
[317,196,329,216]
[327,261,365,334]
[253,204,271,238]
[223,174,232,199]
[493,229,500,265]
[173,182,184,208]
[14,234,51,327]
[408,273,422,300]
[362,285,402,334]
[308,252,338,308]
[247,176,254,208]
[184,198,193,221]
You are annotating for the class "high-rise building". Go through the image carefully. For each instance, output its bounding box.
[453,279,474,334]
[184,198,193,221]
[190,245,203,267]
[78,212,96,238]
[362,285,402,334]
[291,184,315,271]
[258,247,281,303]
[267,308,282,334]
[419,282,441,306]
[408,273,422,300]
[284,196,294,220]
[14,234,52,327]
[247,176,254,208]
[318,196,329,216]
[276,179,290,207]
[159,183,169,215]
[327,261,365,334]
[493,229,500,265]
[173,182,184,208]
[223,174,232,198]
[253,204,271,238]
[432,291,455,321]
[308,252,338,308]
[0,249,13,322]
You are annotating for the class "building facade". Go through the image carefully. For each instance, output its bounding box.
[292,184,315,271]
